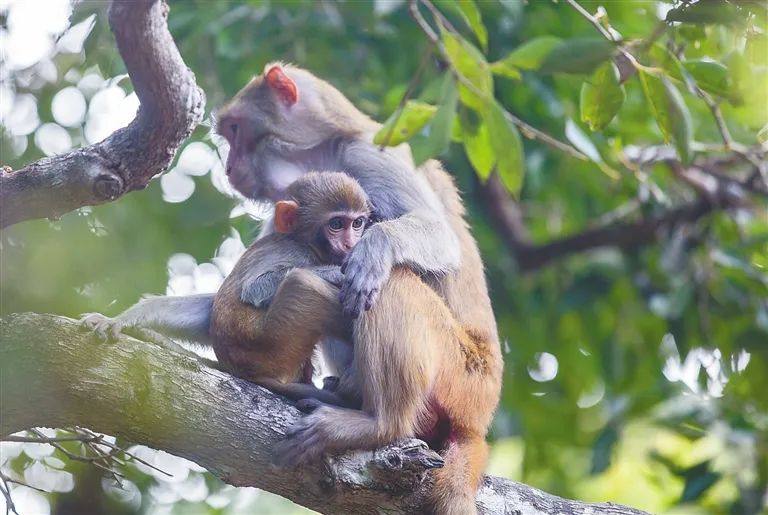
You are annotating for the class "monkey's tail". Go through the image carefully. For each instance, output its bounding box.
[430,434,487,515]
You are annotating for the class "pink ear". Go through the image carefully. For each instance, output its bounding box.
[265,65,299,106]
[274,200,299,233]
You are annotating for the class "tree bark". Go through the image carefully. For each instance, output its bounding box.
[0,0,204,229]
[0,313,649,515]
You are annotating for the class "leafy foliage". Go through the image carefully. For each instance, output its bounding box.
[1,0,766,514]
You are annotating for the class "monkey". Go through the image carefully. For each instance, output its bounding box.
[215,63,502,515]
[83,63,502,514]
[82,171,370,408]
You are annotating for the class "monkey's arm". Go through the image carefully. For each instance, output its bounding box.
[241,266,344,309]
[339,141,461,316]
[80,294,214,344]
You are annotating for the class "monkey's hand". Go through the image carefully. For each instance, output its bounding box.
[274,407,338,467]
[79,313,126,342]
[340,236,393,318]
[241,270,288,310]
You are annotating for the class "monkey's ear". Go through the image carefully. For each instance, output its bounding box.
[274,200,299,233]
[265,65,299,106]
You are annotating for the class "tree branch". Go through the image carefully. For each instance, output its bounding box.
[0,313,648,515]
[0,0,204,229]
[480,162,752,272]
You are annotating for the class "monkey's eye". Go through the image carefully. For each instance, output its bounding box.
[229,123,238,137]
[352,217,366,229]
[328,217,344,231]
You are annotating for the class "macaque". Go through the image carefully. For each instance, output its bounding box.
[216,63,502,515]
[84,62,502,514]
[83,171,370,408]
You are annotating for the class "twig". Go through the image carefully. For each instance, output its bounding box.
[73,427,173,477]
[0,472,47,494]
[565,0,616,41]
[2,434,99,443]
[378,42,434,149]
[409,0,589,161]
[0,472,18,515]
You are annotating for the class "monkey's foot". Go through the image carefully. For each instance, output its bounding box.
[295,398,324,413]
[78,313,125,342]
[322,376,341,391]
[274,407,337,467]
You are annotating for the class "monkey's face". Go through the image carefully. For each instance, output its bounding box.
[321,212,367,265]
[216,64,332,201]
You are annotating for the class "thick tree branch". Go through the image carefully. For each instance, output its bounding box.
[480,159,757,272]
[0,0,204,229]
[0,313,648,515]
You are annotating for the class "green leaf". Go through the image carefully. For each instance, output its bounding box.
[683,59,732,99]
[435,0,488,51]
[639,71,693,164]
[757,123,768,144]
[565,119,602,162]
[459,106,494,180]
[648,44,685,84]
[580,62,625,131]
[373,101,438,147]
[489,61,522,80]
[681,461,722,503]
[483,100,525,196]
[491,36,561,78]
[413,77,458,165]
[539,38,616,75]
[440,27,493,110]
[666,2,746,25]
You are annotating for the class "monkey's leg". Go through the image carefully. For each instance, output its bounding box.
[253,378,354,408]
[276,270,490,514]
[80,294,214,345]
[275,269,438,465]
[250,269,354,405]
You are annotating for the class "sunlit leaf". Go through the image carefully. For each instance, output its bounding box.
[413,76,458,165]
[435,0,488,51]
[491,36,561,77]
[639,70,693,164]
[580,62,625,131]
[649,44,685,84]
[373,101,438,147]
[459,106,494,180]
[441,26,492,110]
[683,59,732,99]
[483,100,525,195]
[539,38,616,75]
[565,119,601,162]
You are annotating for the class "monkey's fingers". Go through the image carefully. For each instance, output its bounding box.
[274,426,321,467]
[363,288,379,312]
[295,398,324,413]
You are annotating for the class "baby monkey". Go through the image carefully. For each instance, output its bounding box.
[210,171,368,407]
[83,172,368,408]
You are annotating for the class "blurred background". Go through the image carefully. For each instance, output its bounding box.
[1,0,766,513]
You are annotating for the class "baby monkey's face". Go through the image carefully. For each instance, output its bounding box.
[322,211,368,265]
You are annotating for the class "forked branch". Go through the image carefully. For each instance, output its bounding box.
[0,0,204,229]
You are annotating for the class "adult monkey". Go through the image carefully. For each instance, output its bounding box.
[217,63,503,515]
[84,63,502,514]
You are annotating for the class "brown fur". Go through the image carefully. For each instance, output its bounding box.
[210,173,368,406]
[221,65,503,514]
